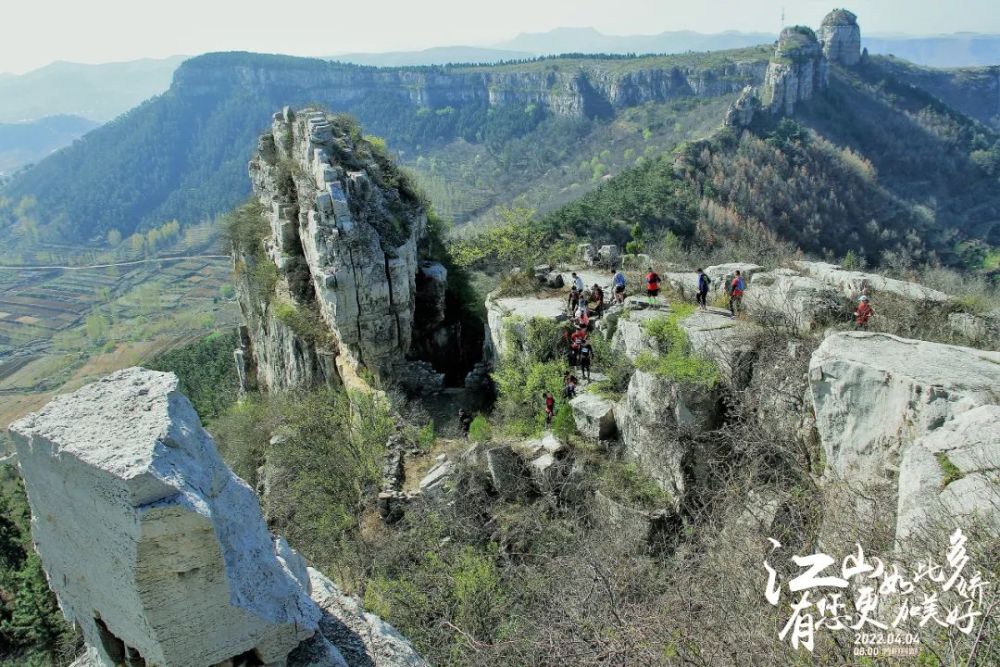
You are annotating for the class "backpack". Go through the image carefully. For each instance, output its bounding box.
[699,274,710,291]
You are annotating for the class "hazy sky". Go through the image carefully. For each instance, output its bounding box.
[3,0,999,74]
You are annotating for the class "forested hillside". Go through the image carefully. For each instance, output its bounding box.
[454,58,1000,269]
[0,49,768,256]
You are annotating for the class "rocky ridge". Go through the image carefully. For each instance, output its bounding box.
[475,257,999,547]
[234,107,454,394]
[9,368,427,667]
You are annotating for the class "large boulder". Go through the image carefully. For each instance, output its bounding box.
[949,310,1000,347]
[809,333,1000,485]
[10,368,319,666]
[895,405,1000,544]
[743,268,843,332]
[570,392,617,440]
[10,368,426,667]
[484,292,567,362]
[486,445,534,499]
[679,309,753,388]
[591,491,673,552]
[617,369,719,503]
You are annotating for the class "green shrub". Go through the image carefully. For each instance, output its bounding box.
[417,420,435,450]
[468,415,492,443]
[552,405,576,443]
[272,300,334,347]
[935,452,964,488]
[636,304,719,388]
[596,461,673,509]
[147,331,240,421]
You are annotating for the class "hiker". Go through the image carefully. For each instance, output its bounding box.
[579,340,593,380]
[592,283,605,317]
[544,392,555,425]
[563,372,577,399]
[645,267,661,298]
[577,308,590,330]
[572,271,584,293]
[854,295,874,330]
[696,268,711,310]
[567,286,580,313]
[728,270,745,316]
[458,409,472,438]
[570,327,588,365]
[612,269,626,304]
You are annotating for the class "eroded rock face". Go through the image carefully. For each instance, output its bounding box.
[237,107,446,393]
[10,368,319,666]
[743,268,843,332]
[819,9,862,66]
[895,405,1000,544]
[11,368,428,667]
[762,27,829,116]
[617,369,718,505]
[809,333,1000,486]
[484,292,567,363]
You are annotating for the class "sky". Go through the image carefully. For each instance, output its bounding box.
[2,0,999,74]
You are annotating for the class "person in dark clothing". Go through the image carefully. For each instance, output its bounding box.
[562,371,577,399]
[458,409,472,438]
[578,340,593,380]
[696,268,711,310]
[592,284,605,317]
[567,286,580,314]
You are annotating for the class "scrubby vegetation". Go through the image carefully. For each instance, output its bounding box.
[0,471,77,666]
[146,330,239,421]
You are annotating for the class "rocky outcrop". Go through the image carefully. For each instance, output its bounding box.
[724,86,760,128]
[895,405,1000,544]
[793,260,951,304]
[743,268,843,332]
[570,392,617,440]
[810,333,1000,485]
[235,107,453,393]
[10,368,426,667]
[949,309,1000,347]
[484,292,567,363]
[819,9,862,66]
[617,369,718,505]
[762,27,829,116]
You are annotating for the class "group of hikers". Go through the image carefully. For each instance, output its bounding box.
[536,264,877,427]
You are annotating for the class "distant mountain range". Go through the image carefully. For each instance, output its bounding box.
[329,27,1000,68]
[0,115,99,173]
[0,56,186,123]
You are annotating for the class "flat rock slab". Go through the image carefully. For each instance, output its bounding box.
[794,260,951,304]
[809,332,1000,483]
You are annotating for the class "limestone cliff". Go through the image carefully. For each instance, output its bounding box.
[761,27,829,116]
[173,52,771,122]
[9,368,428,667]
[234,107,450,393]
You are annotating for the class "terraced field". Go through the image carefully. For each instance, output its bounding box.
[0,256,238,435]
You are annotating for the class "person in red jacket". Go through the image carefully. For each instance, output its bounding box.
[543,392,555,425]
[854,295,874,329]
[645,267,661,298]
[728,270,745,316]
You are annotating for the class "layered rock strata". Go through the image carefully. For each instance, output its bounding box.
[236,107,450,393]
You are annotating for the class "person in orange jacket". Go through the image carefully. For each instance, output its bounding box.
[854,295,874,329]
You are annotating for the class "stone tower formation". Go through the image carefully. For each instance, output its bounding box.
[726,8,863,126]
